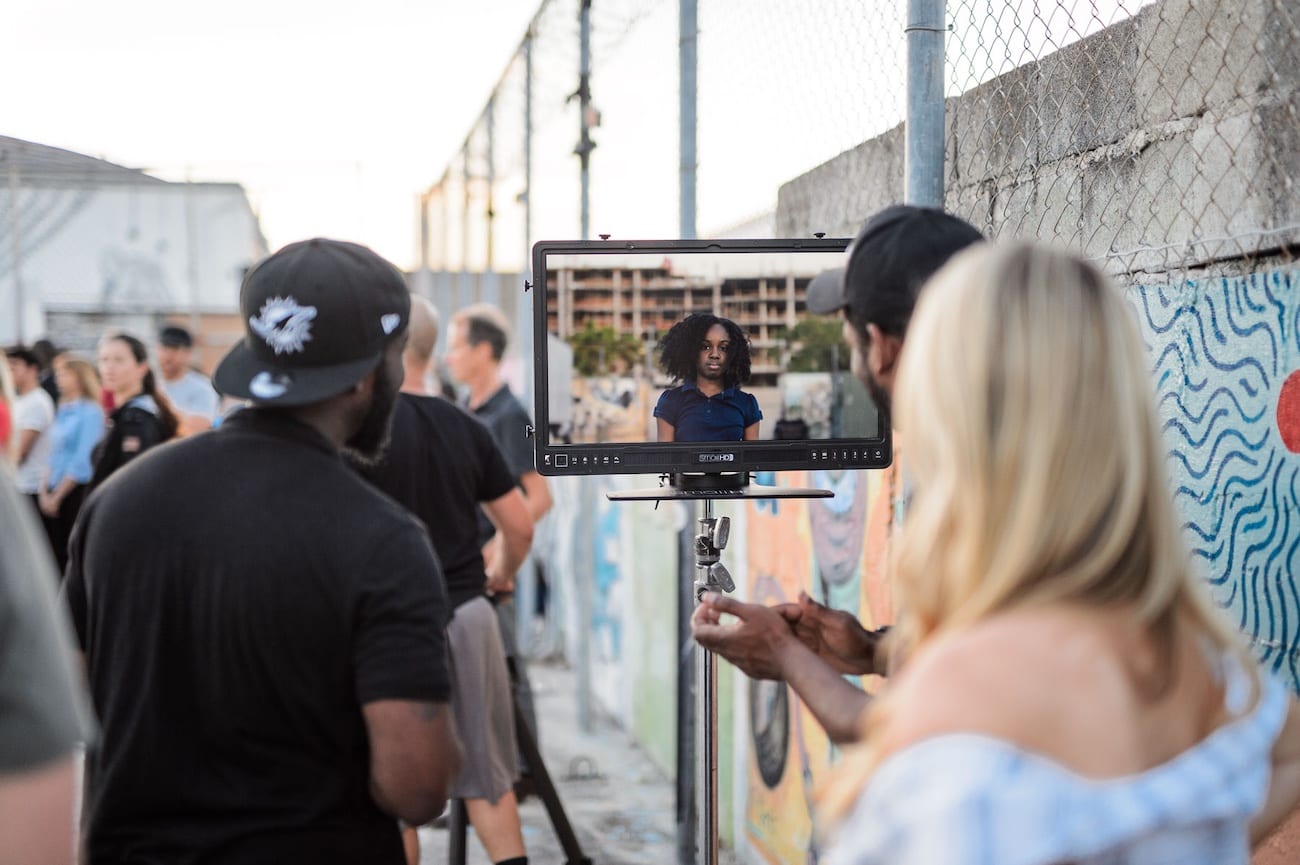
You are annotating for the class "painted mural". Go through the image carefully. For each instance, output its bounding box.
[737,268,1300,864]
[742,468,890,865]
[1133,269,1300,690]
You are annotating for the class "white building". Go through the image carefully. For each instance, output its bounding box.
[0,135,267,354]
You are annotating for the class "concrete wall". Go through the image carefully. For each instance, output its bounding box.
[779,0,1300,275]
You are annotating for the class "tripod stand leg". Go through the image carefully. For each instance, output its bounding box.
[514,709,593,865]
[448,799,469,865]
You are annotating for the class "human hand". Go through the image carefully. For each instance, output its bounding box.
[791,591,885,677]
[485,569,515,597]
[691,592,803,680]
[38,491,59,517]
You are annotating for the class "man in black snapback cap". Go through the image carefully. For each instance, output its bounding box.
[806,204,985,415]
[66,238,461,864]
[692,206,984,744]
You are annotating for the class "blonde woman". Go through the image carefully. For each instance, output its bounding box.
[38,355,105,573]
[821,243,1300,864]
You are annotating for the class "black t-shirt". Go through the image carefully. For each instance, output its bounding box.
[88,394,170,491]
[360,393,515,610]
[467,385,535,546]
[64,408,451,865]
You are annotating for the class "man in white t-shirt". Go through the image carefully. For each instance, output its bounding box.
[157,325,219,435]
[6,347,55,502]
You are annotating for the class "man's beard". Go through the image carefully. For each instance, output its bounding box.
[345,361,399,466]
[865,367,891,420]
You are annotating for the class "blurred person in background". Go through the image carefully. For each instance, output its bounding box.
[360,295,534,865]
[446,303,552,800]
[32,338,60,405]
[0,469,95,865]
[89,332,179,490]
[156,324,220,435]
[66,238,460,863]
[37,355,105,574]
[0,355,15,467]
[6,346,56,515]
[819,242,1300,865]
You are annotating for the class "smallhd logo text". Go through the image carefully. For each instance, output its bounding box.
[698,453,735,463]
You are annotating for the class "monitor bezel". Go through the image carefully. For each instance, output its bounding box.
[530,237,891,477]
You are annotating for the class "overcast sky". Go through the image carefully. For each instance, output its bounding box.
[1,0,540,269]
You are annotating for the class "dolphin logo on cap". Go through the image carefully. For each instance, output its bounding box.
[250,296,316,355]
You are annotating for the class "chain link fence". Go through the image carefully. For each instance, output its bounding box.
[425,0,1296,280]
[425,0,1300,683]
[421,0,907,274]
[946,0,1299,278]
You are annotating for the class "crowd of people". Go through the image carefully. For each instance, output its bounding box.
[2,325,219,574]
[2,205,1299,865]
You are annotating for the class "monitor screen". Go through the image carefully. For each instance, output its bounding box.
[531,238,891,476]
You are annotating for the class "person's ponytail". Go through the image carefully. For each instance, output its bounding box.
[140,367,180,440]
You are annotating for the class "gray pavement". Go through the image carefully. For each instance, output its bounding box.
[418,660,678,865]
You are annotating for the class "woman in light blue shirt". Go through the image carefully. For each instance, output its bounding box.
[821,243,1300,865]
[38,355,104,573]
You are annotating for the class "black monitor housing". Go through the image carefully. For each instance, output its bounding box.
[531,237,891,477]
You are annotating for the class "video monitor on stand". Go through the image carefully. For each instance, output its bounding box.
[530,237,891,494]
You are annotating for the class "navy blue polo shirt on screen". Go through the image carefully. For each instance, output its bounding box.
[654,380,762,442]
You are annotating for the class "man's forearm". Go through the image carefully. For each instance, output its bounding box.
[493,531,530,585]
[778,641,872,744]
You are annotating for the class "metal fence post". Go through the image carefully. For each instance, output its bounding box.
[679,0,698,241]
[905,0,946,207]
[577,0,594,240]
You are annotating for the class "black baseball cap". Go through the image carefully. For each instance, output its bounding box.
[807,205,984,330]
[158,325,194,348]
[214,238,410,407]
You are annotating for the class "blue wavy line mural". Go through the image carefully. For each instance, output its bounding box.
[1132,268,1300,690]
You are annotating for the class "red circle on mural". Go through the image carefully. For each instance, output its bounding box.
[1278,371,1300,453]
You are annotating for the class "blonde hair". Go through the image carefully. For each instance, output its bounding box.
[820,241,1255,821]
[53,353,101,402]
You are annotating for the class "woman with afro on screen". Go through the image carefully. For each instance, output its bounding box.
[654,312,761,442]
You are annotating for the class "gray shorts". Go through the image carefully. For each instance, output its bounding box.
[447,596,519,802]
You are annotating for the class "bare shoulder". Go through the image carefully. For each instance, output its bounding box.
[878,610,1124,757]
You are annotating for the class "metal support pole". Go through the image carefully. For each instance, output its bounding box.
[440,172,451,273]
[419,191,430,273]
[689,498,731,865]
[8,161,25,343]
[486,96,496,273]
[679,0,698,239]
[576,477,595,733]
[461,149,472,272]
[675,506,697,865]
[905,0,946,207]
[184,178,201,337]
[524,30,534,270]
[577,0,594,240]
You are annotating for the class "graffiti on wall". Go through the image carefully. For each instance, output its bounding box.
[739,268,1300,865]
[743,468,890,864]
[1134,269,1300,690]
